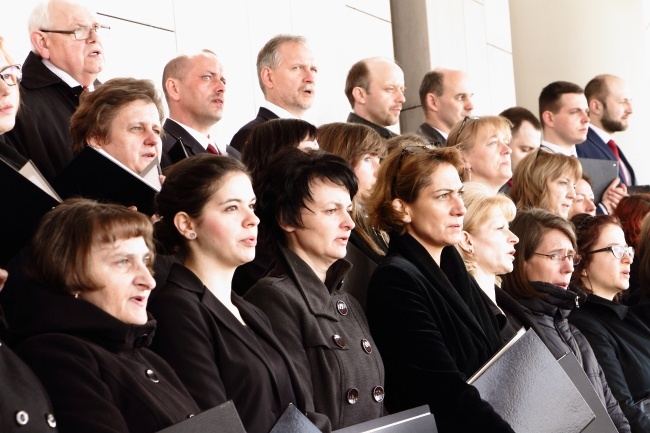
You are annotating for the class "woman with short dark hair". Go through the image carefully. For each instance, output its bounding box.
[245,148,385,430]
[149,154,329,433]
[7,199,199,433]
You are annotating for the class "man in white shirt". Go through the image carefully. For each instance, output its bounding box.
[416,68,474,146]
[539,80,627,213]
[229,34,317,152]
[161,50,240,165]
[4,0,107,181]
[577,74,636,187]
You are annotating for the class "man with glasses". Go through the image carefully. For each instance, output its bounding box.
[416,68,474,146]
[4,0,108,182]
[345,57,405,139]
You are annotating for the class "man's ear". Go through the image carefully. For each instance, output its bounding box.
[173,212,197,240]
[588,99,602,116]
[542,110,554,128]
[352,87,367,105]
[260,67,274,91]
[31,31,50,59]
[165,78,181,102]
[426,93,439,112]
[87,133,104,148]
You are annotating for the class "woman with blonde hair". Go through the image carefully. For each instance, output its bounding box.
[445,115,513,194]
[509,147,582,219]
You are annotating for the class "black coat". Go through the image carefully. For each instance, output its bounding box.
[245,247,385,430]
[3,52,94,182]
[0,309,58,432]
[148,264,330,433]
[160,118,240,168]
[366,234,513,433]
[229,107,279,152]
[569,294,650,432]
[416,122,446,146]
[6,284,199,433]
[515,282,630,433]
[346,112,396,139]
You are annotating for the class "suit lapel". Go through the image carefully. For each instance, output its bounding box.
[163,119,206,156]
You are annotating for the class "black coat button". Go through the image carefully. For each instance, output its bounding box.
[361,339,372,353]
[134,334,149,348]
[46,413,57,428]
[145,369,160,383]
[336,300,348,316]
[346,388,359,404]
[15,410,29,426]
[332,334,346,348]
[372,386,385,402]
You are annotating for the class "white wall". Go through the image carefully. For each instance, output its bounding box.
[0,0,395,149]
[510,0,650,184]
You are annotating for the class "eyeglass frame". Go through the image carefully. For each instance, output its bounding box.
[0,64,22,86]
[533,252,582,265]
[584,245,634,260]
[449,115,480,147]
[391,145,437,196]
[40,24,110,41]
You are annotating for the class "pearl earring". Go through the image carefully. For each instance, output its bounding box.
[189,232,196,239]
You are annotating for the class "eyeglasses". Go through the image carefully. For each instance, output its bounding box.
[585,245,634,260]
[449,116,480,147]
[40,24,110,40]
[392,145,436,195]
[0,64,21,86]
[533,252,582,265]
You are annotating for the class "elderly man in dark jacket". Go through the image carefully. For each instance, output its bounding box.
[4,0,106,181]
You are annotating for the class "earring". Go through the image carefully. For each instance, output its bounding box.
[189,232,196,239]
[581,270,587,277]
[74,292,79,299]
[404,217,411,223]
[468,248,474,254]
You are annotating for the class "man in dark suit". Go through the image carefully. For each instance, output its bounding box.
[161,50,240,166]
[344,57,404,139]
[4,0,106,182]
[577,74,636,186]
[416,68,474,146]
[229,35,317,152]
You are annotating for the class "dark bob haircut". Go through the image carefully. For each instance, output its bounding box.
[256,147,358,250]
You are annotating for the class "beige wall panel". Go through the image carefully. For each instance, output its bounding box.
[486,45,516,114]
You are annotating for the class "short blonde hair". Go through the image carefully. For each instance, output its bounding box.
[367,145,463,235]
[510,148,582,213]
[456,182,517,274]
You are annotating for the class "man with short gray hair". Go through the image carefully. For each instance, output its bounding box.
[4,0,107,181]
[229,34,317,152]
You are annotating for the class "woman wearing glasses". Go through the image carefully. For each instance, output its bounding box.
[502,209,630,432]
[445,115,513,195]
[509,148,582,220]
[0,37,26,167]
[365,145,514,432]
[569,214,650,432]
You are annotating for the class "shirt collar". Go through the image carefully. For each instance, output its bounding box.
[260,100,300,119]
[589,123,611,144]
[41,59,95,91]
[541,140,577,157]
[166,118,226,154]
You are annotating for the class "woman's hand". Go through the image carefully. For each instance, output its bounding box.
[601,178,628,213]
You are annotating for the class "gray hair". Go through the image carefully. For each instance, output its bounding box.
[256,34,307,94]
[28,1,51,52]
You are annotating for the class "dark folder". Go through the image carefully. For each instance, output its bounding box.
[167,137,190,164]
[53,146,160,215]
[270,404,321,433]
[0,156,61,266]
[156,400,245,433]
[333,405,437,433]
[468,328,595,433]
[578,157,619,202]
[558,352,618,433]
